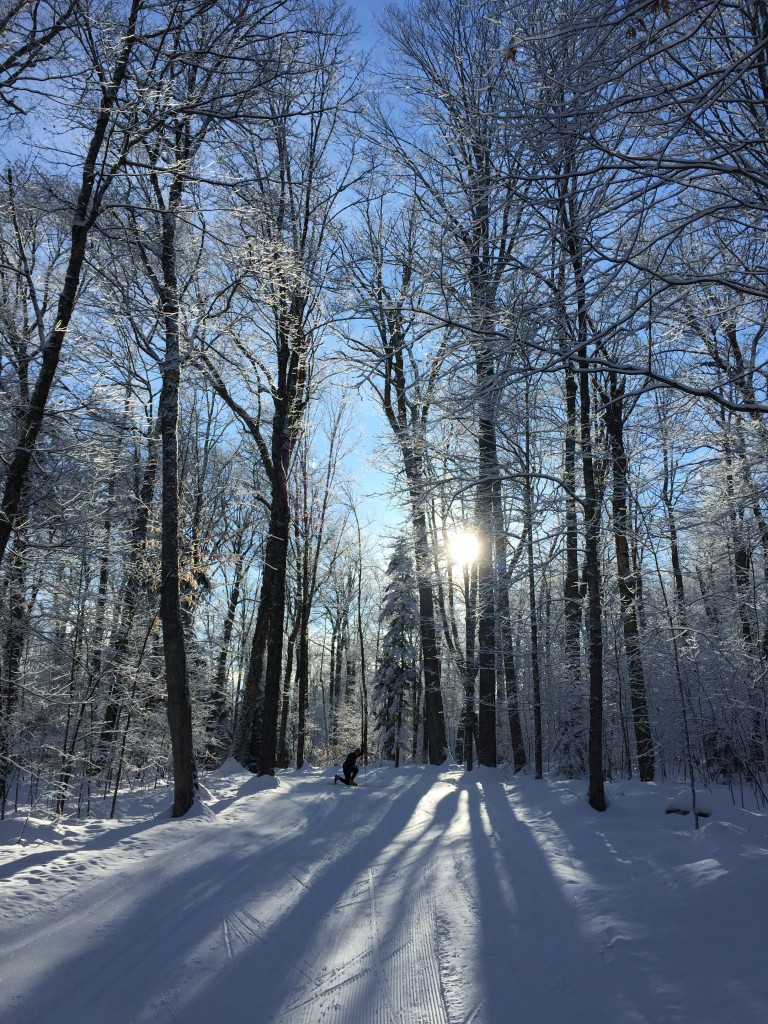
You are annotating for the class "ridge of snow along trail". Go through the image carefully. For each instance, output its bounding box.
[1,762,767,1024]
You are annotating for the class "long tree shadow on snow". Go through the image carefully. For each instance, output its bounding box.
[465,777,661,1024]
[0,771,451,1024]
[4,771,706,1024]
[186,772,465,1022]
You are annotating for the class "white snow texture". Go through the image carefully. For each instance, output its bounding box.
[1,762,766,1024]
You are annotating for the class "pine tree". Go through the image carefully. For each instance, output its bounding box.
[372,539,420,766]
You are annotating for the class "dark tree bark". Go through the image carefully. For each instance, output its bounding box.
[157,168,197,818]
[278,614,300,769]
[603,376,655,782]
[207,298,310,779]
[559,160,607,812]
[579,357,606,812]
[293,423,339,769]
[491,499,527,772]
[257,440,292,776]
[206,549,245,767]
[524,402,543,779]
[344,196,449,764]
[476,378,498,768]
[99,420,160,759]
[555,273,585,778]
[463,564,478,771]
[0,520,29,814]
[409,491,449,764]
[295,610,311,768]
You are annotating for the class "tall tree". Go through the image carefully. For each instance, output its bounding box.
[601,374,655,781]
[115,0,287,813]
[343,185,449,764]
[378,0,531,767]
[204,2,359,774]
[0,0,151,568]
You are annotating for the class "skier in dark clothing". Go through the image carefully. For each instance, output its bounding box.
[334,746,364,786]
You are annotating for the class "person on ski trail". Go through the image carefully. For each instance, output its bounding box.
[334,745,364,786]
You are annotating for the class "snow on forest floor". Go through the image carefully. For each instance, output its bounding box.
[1,762,767,1024]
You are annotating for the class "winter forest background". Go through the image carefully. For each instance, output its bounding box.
[1,0,767,821]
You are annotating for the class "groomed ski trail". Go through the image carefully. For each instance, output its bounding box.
[2,763,767,1024]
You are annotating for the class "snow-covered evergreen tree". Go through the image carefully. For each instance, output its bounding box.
[372,538,420,766]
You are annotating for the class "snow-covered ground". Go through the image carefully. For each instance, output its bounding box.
[1,762,766,1024]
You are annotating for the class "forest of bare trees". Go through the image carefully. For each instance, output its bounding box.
[1,0,767,819]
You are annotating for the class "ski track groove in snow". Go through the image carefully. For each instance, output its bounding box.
[222,916,234,961]
[265,781,454,1024]
[159,990,182,1021]
[229,905,320,990]
[369,799,452,1024]
[367,866,403,1024]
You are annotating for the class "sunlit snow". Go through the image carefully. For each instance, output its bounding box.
[1,762,766,1024]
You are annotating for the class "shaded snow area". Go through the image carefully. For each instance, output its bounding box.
[1,764,767,1024]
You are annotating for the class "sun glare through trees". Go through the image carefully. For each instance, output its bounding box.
[447,528,481,568]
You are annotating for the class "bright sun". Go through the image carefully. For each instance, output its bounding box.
[448,528,481,566]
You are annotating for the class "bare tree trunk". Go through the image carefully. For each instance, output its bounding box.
[557,153,606,810]
[578,356,606,812]
[234,574,269,766]
[158,185,197,817]
[603,380,655,781]
[294,416,343,768]
[328,618,339,746]
[562,174,607,810]
[295,610,310,769]
[243,470,291,778]
[463,564,478,771]
[411,678,422,762]
[476,478,497,766]
[474,333,498,769]
[409,497,448,764]
[489,444,526,770]
[660,429,688,636]
[278,617,299,769]
[354,514,369,757]
[234,442,293,775]
[99,420,159,760]
[561,337,585,777]
[723,443,756,650]
[524,405,543,779]
[205,551,244,767]
[1,519,28,810]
